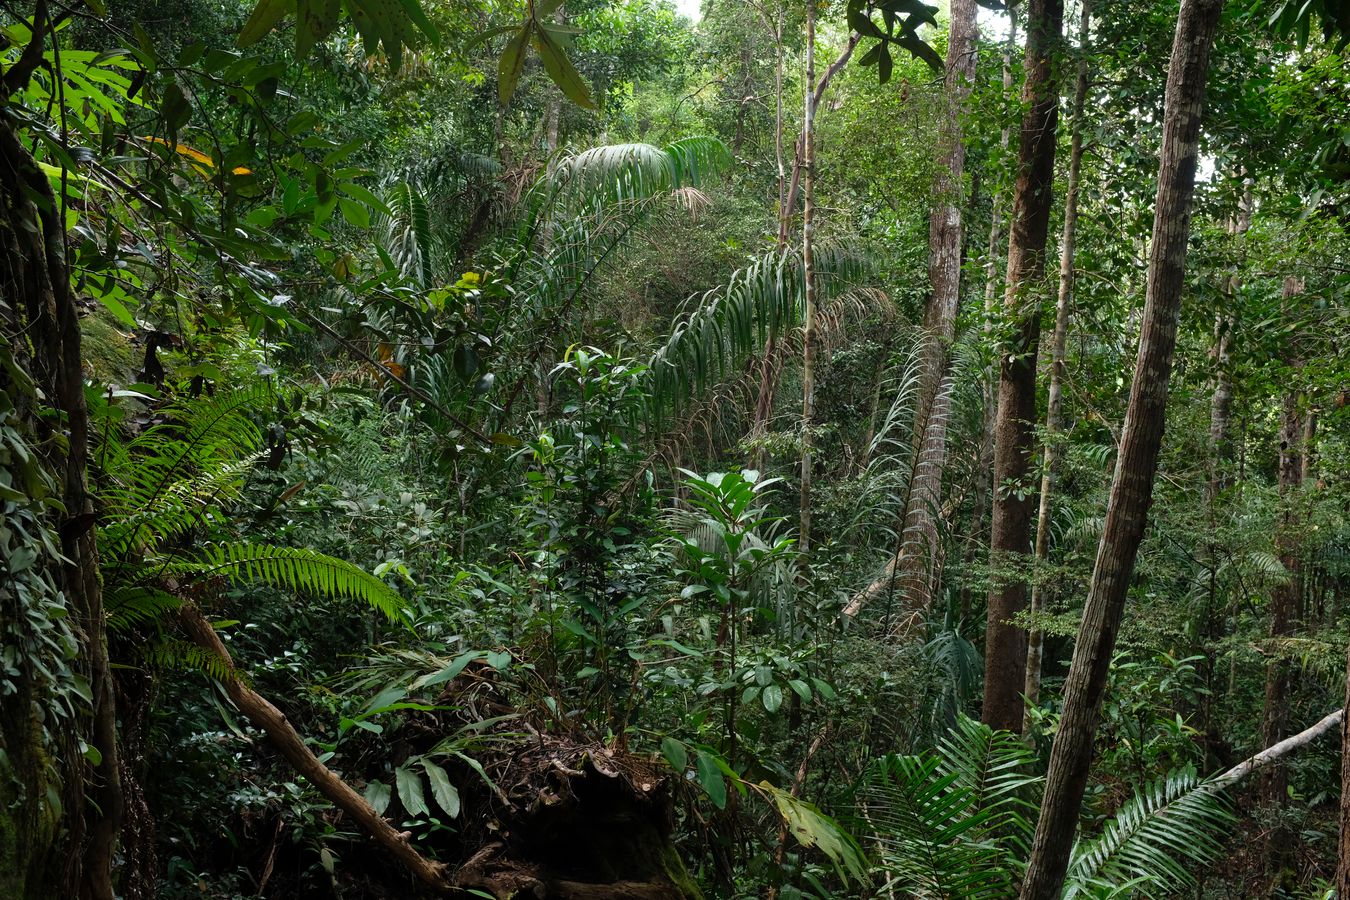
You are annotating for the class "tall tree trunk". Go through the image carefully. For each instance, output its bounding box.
[1199,180,1252,761]
[981,0,1064,734]
[0,104,122,899]
[1337,636,1350,899]
[843,0,979,620]
[1260,276,1306,807]
[1023,0,1092,734]
[753,31,858,461]
[774,6,788,246]
[983,9,1019,316]
[1017,1,1224,895]
[799,0,817,554]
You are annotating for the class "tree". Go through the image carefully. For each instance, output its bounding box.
[845,0,979,623]
[1019,0,1226,894]
[0,8,121,896]
[982,0,1064,733]
[799,0,818,555]
[1024,0,1092,733]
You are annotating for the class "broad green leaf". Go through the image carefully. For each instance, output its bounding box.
[238,0,293,47]
[411,650,480,691]
[661,736,687,772]
[696,750,726,809]
[421,760,461,818]
[760,782,867,883]
[395,765,428,817]
[532,28,594,109]
[498,23,531,105]
[364,779,391,815]
[762,684,783,713]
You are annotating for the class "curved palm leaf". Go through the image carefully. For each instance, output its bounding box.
[645,246,881,424]
[1065,768,1234,899]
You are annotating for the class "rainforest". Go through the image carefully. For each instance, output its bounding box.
[1,0,1349,897]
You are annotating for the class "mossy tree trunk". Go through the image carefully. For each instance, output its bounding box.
[0,43,122,894]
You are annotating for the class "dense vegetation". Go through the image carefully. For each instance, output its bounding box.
[1,0,1348,897]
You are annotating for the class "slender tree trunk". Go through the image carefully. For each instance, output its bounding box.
[1199,181,1252,760]
[754,30,858,460]
[799,0,817,554]
[1023,0,1091,734]
[983,11,1018,316]
[844,0,979,620]
[981,0,1063,734]
[1017,2,1224,895]
[780,33,860,242]
[1338,637,1350,898]
[1260,276,1306,807]
[774,7,787,245]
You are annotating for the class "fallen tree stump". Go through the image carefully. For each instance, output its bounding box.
[451,737,702,900]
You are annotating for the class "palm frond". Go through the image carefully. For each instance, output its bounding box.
[382,180,435,287]
[1065,767,1234,899]
[538,137,732,212]
[934,714,1039,845]
[860,752,1020,900]
[106,585,183,632]
[645,246,881,423]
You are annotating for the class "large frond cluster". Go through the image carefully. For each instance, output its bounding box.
[1065,768,1234,899]
[97,387,409,665]
[860,715,1235,898]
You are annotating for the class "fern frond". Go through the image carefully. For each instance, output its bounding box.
[382,180,435,287]
[140,638,239,682]
[176,543,409,624]
[1065,767,1234,899]
[105,585,183,632]
[102,386,271,525]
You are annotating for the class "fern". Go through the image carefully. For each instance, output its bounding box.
[175,542,408,625]
[1065,768,1235,899]
[105,586,183,632]
[861,752,1020,899]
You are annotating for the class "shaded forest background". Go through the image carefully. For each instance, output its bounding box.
[0,0,1348,897]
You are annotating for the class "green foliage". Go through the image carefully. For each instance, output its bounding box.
[861,716,1239,899]
[1066,769,1235,899]
[237,0,440,70]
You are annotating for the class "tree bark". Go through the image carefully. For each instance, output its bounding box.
[0,97,122,899]
[177,605,452,892]
[843,0,979,621]
[799,0,817,555]
[1023,0,1091,734]
[1212,707,1342,789]
[982,10,1018,316]
[1260,276,1306,806]
[982,0,1063,734]
[1017,2,1224,895]
[1338,639,1350,898]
